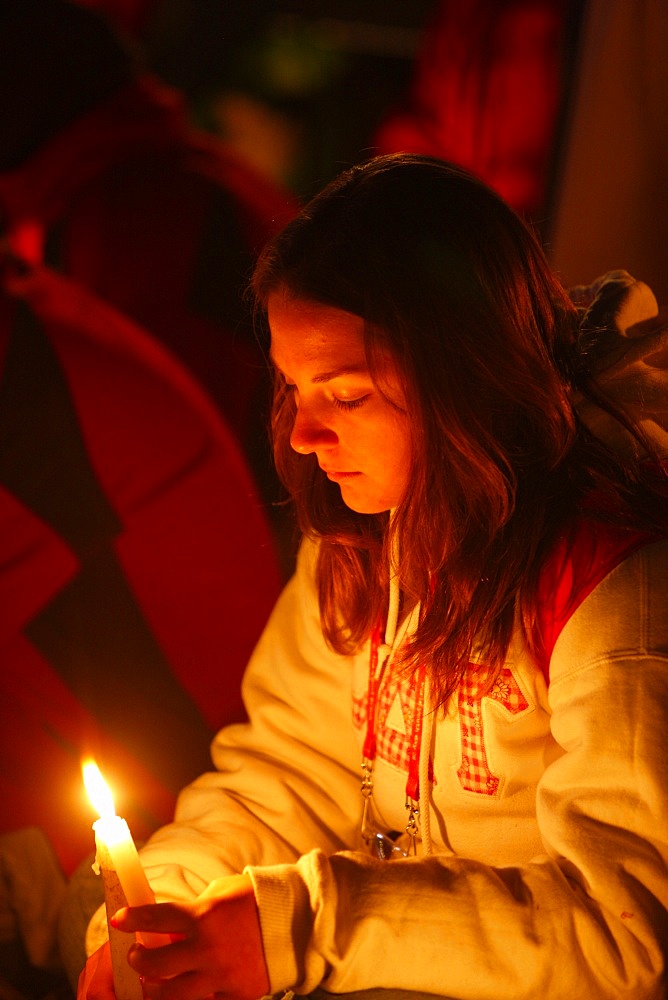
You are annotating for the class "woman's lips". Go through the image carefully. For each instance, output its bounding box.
[322,468,361,481]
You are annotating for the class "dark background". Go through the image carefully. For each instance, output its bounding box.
[137,0,445,197]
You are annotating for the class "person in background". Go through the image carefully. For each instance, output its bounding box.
[0,249,282,997]
[0,0,298,565]
[372,0,578,224]
[79,155,667,999]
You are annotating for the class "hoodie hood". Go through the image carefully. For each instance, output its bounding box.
[569,270,668,459]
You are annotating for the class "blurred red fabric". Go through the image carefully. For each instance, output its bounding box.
[373,0,573,218]
[0,260,282,876]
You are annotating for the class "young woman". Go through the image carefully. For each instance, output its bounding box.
[80,154,668,1000]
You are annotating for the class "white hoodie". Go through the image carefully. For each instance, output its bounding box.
[88,273,668,999]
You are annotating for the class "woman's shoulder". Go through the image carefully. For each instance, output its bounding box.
[533,518,667,681]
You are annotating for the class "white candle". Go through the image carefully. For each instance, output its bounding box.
[83,761,164,999]
[91,813,156,909]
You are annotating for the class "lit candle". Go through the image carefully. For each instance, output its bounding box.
[83,761,164,1000]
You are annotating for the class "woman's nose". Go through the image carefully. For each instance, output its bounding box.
[290,405,338,454]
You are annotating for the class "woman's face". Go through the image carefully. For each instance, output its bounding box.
[268,291,412,514]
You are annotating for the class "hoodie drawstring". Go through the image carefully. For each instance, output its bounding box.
[360,550,434,857]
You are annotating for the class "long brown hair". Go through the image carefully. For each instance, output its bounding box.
[252,154,665,705]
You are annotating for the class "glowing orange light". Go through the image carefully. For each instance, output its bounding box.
[82,759,116,819]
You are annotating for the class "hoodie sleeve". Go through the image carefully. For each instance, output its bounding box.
[133,537,363,902]
[249,539,668,1000]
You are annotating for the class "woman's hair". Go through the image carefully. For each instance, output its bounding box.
[252,153,665,704]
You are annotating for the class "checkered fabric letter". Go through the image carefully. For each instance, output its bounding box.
[456,668,529,795]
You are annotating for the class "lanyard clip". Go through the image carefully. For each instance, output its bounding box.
[360,757,375,844]
[405,796,420,854]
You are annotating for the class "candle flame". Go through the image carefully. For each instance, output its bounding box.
[82,760,116,819]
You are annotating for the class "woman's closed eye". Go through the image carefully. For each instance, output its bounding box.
[281,376,370,412]
[333,395,370,411]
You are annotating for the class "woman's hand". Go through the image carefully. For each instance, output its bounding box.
[116,873,270,1000]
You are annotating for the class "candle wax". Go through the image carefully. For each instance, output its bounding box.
[93,815,155,907]
[93,815,164,949]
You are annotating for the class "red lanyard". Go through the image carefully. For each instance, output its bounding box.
[362,621,426,803]
[405,665,427,802]
[362,620,385,762]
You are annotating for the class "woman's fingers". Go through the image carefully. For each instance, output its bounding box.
[128,946,232,1000]
[127,940,193,981]
[108,877,270,1000]
[112,902,192,936]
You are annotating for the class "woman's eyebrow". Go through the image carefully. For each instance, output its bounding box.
[311,364,369,383]
[268,356,369,384]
